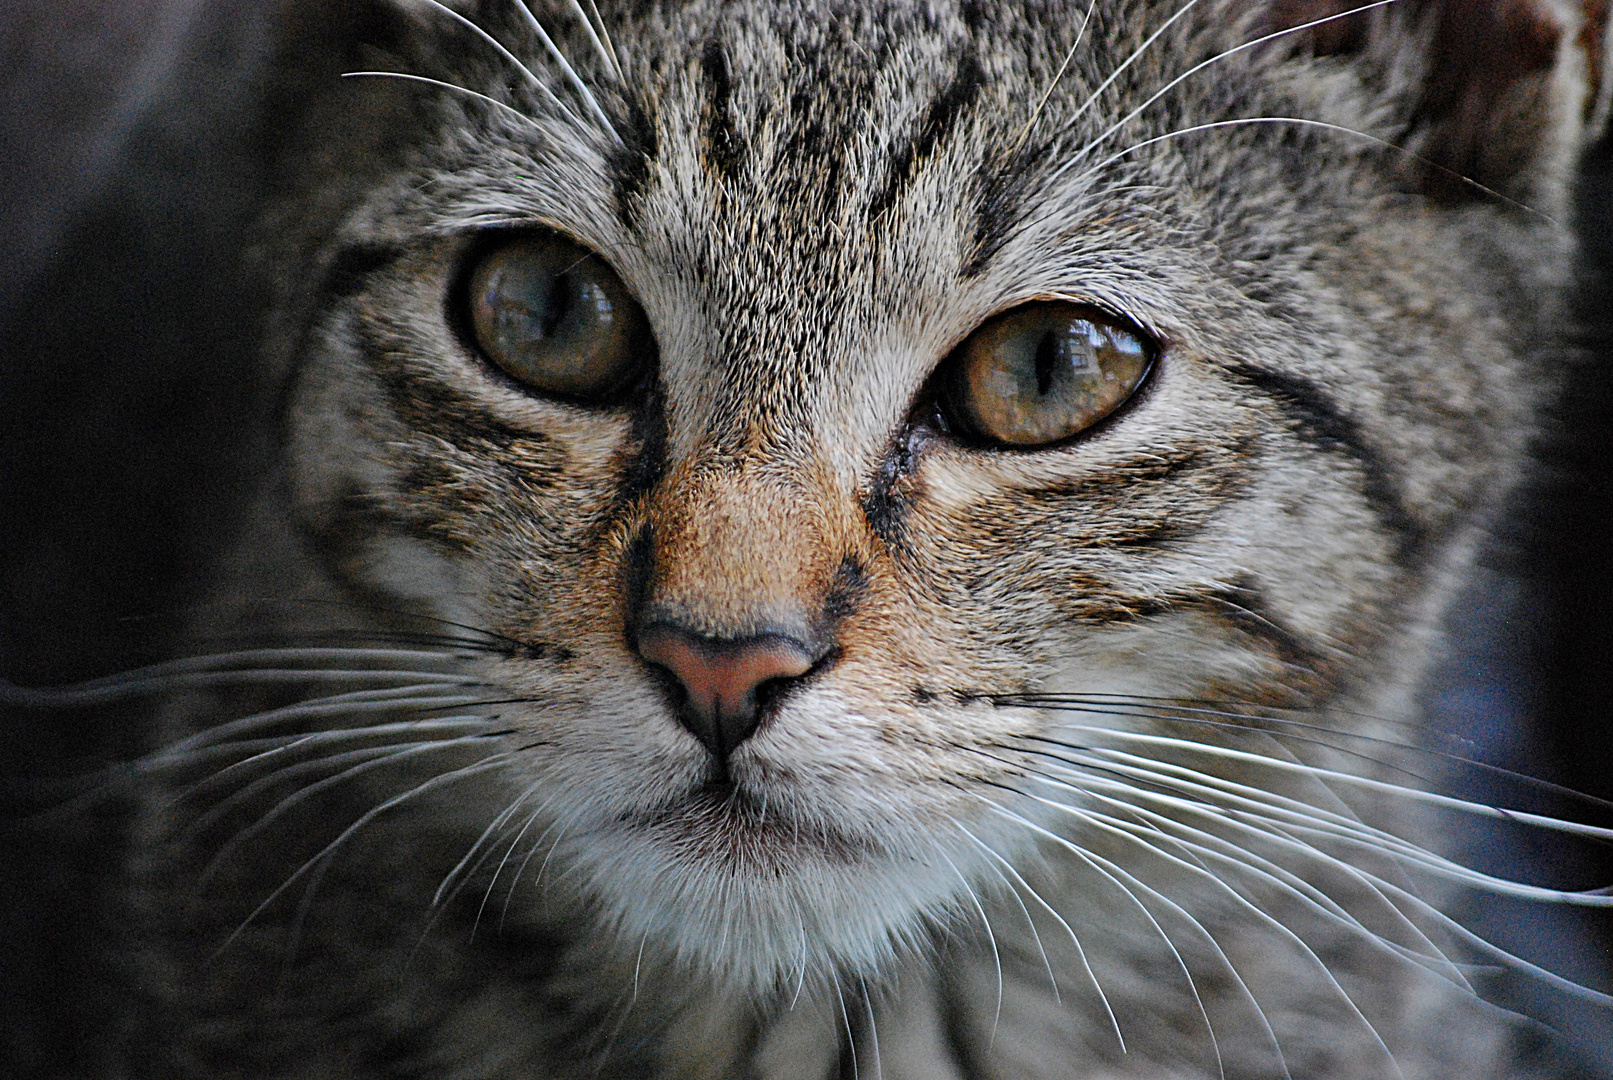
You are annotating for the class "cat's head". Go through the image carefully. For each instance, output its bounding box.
[248,0,1607,992]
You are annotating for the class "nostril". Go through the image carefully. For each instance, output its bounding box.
[635,624,819,761]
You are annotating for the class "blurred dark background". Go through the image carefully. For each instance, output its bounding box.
[1,3,1610,1076]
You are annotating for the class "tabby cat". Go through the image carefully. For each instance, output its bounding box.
[32,0,1613,1076]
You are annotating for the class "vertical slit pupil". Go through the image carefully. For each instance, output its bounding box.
[541,272,573,338]
[1034,330,1059,396]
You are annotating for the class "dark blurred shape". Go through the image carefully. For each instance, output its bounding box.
[0,2,274,1074]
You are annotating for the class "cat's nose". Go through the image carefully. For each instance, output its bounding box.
[635,624,819,761]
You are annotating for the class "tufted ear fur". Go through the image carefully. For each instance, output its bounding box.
[1264,0,1610,200]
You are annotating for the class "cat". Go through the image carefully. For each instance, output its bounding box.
[10,0,1613,1076]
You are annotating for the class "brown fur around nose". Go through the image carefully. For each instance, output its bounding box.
[634,457,857,643]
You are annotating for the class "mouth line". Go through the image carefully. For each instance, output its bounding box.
[621,780,872,867]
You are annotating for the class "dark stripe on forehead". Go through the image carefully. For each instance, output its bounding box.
[700,38,747,180]
[611,94,660,231]
[867,52,986,223]
[964,138,1045,278]
[1225,363,1429,561]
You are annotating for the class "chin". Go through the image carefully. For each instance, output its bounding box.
[555,767,996,997]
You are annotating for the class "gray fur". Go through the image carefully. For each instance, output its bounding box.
[118,1,1611,1076]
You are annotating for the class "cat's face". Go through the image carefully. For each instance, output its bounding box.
[265,0,1588,992]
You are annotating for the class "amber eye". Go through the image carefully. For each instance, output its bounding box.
[939,303,1155,447]
[465,234,651,401]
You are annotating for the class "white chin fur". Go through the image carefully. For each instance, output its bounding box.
[538,787,1046,997]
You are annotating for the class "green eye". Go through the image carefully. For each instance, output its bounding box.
[466,234,652,401]
[940,303,1155,447]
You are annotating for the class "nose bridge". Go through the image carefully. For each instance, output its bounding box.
[643,453,837,638]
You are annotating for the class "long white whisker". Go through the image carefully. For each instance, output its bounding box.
[412,0,589,131]
[1073,0,1405,163]
[160,685,482,755]
[1017,760,1470,989]
[976,793,1222,1075]
[1,667,476,708]
[175,718,499,806]
[475,789,553,939]
[1084,810,1289,1080]
[1065,0,1206,131]
[213,753,516,957]
[1022,740,1613,905]
[497,800,559,931]
[954,815,1124,1048]
[1052,117,1554,224]
[1028,762,1470,980]
[948,817,1061,1004]
[509,0,623,144]
[860,975,883,1080]
[935,844,1003,1045]
[990,790,1403,1080]
[835,978,859,1080]
[582,0,625,84]
[59,647,468,689]
[1042,724,1613,847]
[184,742,463,844]
[341,72,547,134]
[1011,0,1099,151]
[198,734,506,884]
[564,0,621,83]
[433,781,541,909]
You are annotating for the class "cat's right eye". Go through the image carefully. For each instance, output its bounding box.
[465,234,652,402]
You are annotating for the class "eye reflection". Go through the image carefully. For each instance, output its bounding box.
[941,303,1155,447]
[465,234,652,402]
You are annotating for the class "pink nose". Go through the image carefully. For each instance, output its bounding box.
[635,625,817,760]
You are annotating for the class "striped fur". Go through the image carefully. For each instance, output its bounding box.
[115,1,1611,1076]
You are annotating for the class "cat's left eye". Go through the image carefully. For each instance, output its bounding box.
[938,302,1156,447]
[464,234,652,402]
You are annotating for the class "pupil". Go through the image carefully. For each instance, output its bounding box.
[1034,331,1059,396]
[538,272,571,338]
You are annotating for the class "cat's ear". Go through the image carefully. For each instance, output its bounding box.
[1263,0,1611,201]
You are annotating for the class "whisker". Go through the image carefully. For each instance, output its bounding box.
[957,807,1124,1048]
[1011,0,1099,152]
[197,732,511,886]
[834,979,859,1080]
[1039,790,1418,1079]
[1000,700,1449,791]
[936,844,1003,1045]
[563,0,622,84]
[433,783,540,910]
[497,799,556,932]
[859,975,883,1080]
[505,805,579,909]
[473,789,552,942]
[975,789,1228,1079]
[1064,0,1207,132]
[949,816,1062,1004]
[1054,116,1555,224]
[3,668,476,709]
[162,684,484,753]
[1023,770,1613,1010]
[213,753,516,957]
[1011,738,1613,903]
[171,717,499,807]
[1006,692,1613,813]
[1071,0,1407,164]
[1013,761,1472,990]
[413,0,590,133]
[341,72,547,133]
[506,0,623,144]
[1030,725,1613,850]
